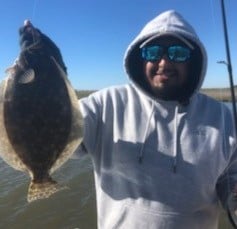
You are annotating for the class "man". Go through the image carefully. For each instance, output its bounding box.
[76,10,237,229]
[18,10,236,229]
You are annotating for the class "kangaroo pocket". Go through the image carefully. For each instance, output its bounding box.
[110,202,218,229]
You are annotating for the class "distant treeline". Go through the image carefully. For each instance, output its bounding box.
[75,87,237,102]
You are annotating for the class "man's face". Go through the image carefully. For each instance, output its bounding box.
[143,36,191,100]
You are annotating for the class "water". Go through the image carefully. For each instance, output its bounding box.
[0,156,97,228]
[0,102,236,229]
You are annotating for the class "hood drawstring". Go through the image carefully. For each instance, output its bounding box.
[173,105,179,173]
[138,101,155,163]
[138,102,180,170]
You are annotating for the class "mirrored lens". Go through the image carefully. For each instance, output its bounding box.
[141,45,191,62]
[168,46,191,62]
[141,46,163,61]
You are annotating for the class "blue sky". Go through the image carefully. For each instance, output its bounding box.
[0,0,236,90]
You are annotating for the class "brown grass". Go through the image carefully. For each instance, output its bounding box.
[74,88,236,102]
[201,87,237,102]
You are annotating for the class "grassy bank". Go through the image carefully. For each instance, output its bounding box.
[75,90,95,99]
[201,87,237,102]
[75,88,237,102]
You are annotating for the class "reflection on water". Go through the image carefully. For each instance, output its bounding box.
[0,102,236,228]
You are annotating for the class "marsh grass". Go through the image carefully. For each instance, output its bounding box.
[201,87,237,102]
[75,87,236,102]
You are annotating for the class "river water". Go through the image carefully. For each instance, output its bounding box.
[0,102,235,229]
[0,156,97,229]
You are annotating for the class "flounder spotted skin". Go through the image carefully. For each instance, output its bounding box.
[0,21,83,202]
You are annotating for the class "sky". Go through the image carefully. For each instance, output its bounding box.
[0,0,236,90]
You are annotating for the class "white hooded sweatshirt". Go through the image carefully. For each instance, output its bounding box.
[77,10,237,229]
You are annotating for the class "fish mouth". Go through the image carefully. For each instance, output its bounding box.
[20,21,32,35]
[24,19,32,27]
[19,20,41,51]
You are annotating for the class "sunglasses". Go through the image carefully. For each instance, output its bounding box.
[141,45,191,63]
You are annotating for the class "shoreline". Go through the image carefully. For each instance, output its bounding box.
[201,87,237,102]
[75,88,237,102]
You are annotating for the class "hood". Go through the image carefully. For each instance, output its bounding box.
[124,10,207,102]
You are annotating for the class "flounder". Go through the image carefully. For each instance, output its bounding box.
[0,20,83,202]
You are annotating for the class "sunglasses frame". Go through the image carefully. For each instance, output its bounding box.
[141,45,192,63]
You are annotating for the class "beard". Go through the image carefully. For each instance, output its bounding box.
[149,83,187,101]
[145,65,192,102]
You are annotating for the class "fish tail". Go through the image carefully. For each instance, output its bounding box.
[27,179,67,203]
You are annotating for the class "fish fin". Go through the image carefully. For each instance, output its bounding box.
[18,68,35,84]
[27,179,68,203]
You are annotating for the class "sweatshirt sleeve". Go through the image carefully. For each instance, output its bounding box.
[216,105,237,209]
[216,145,237,208]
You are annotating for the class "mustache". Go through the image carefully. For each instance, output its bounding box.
[151,67,177,75]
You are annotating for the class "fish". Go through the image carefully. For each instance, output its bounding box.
[0,20,83,202]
